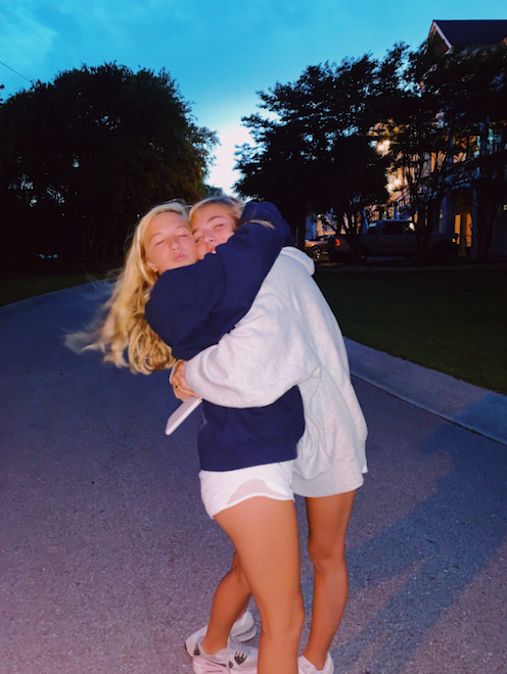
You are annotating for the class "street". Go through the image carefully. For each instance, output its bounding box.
[1,285,506,674]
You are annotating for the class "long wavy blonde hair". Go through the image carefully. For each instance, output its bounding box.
[69,201,188,374]
[70,196,272,374]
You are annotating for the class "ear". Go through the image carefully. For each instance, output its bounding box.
[147,260,158,274]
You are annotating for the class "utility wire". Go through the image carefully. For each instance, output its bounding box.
[0,60,32,83]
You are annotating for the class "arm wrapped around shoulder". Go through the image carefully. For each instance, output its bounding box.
[240,201,292,246]
[184,289,320,407]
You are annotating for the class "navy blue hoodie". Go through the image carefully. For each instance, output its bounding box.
[145,202,305,471]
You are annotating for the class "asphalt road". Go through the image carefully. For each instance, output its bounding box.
[1,285,506,674]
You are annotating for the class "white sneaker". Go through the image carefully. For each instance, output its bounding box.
[185,609,257,657]
[230,610,257,641]
[298,653,334,674]
[192,637,258,673]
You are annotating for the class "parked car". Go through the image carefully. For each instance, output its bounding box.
[305,234,351,262]
[360,220,457,261]
[304,235,333,261]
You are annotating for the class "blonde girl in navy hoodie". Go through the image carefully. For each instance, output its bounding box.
[88,198,306,674]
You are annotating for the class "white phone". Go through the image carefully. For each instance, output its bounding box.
[165,397,202,436]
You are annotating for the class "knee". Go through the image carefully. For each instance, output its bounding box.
[308,537,346,573]
[262,595,304,642]
[230,557,250,591]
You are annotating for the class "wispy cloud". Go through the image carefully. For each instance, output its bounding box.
[0,3,56,83]
[52,0,190,39]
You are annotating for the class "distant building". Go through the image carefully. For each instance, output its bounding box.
[427,19,507,59]
[381,20,507,258]
[427,20,507,257]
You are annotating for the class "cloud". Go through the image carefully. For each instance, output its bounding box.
[53,0,182,38]
[0,3,56,80]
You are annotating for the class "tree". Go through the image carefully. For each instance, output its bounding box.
[0,63,215,267]
[234,53,395,256]
[377,42,507,260]
[424,44,507,258]
[369,46,457,260]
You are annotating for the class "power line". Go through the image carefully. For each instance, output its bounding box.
[0,60,32,83]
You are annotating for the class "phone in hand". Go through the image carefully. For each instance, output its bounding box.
[165,397,202,436]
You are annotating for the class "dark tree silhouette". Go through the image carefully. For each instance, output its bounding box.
[234,54,396,255]
[0,64,215,268]
[236,40,506,261]
[376,42,507,260]
[425,44,507,258]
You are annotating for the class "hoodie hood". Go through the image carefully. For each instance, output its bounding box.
[280,246,315,276]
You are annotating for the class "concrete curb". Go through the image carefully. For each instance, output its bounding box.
[345,338,507,447]
[3,283,506,446]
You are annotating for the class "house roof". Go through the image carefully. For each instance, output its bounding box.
[430,20,507,49]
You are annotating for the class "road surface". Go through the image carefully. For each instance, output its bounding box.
[1,284,506,674]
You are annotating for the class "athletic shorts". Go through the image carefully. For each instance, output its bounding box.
[292,460,365,498]
[199,461,295,519]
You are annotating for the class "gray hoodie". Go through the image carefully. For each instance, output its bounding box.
[186,247,368,496]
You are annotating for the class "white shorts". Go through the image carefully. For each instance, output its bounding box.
[200,461,295,519]
[292,462,365,498]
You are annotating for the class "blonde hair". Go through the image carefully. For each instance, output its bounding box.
[68,201,189,374]
[189,195,274,232]
[189,196,244,229]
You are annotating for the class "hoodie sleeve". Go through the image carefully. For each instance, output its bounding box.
[145,202,291,360]
[184,284,320,407]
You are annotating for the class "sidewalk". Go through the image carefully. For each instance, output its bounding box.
[345,338,507,447]
[2,283,505,446]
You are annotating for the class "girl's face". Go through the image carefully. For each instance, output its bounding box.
[191,204,237,259]
[144,211,198,274]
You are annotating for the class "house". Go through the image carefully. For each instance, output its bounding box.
[428,21,507,258]
[383,20,507,258]
[427,19,507,59]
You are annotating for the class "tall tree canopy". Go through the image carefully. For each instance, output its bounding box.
[234,51,407,248]
[0,63,215,266]
[425,44,507,257]
[375,43,507,258]
[236,40,506,260]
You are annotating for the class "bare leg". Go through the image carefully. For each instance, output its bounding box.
[216,497,303,674]
[202,551,252,653]
[303,490,356,670]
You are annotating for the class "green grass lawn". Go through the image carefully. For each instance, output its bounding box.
[0,260,119,306]
[315,266,507,394]
[0,273,94,306]
[2,264,506,394]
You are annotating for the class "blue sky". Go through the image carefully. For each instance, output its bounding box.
[1,1,505,192]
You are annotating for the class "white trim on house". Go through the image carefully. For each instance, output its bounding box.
[430,20,452,49]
